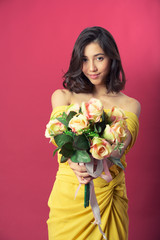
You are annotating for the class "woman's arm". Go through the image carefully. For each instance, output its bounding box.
[69,99,141,184]
[111,98,141,159]
[110,130,132,160]
[51,89,91,184]
[126,97,141,118]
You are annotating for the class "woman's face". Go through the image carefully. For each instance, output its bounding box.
[82,42,110,86]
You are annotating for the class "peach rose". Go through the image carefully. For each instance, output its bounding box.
[111,121,127,142]
[81,98,103,122]
[108,106,126,123]
[68,114,89,134]
[45,119,66,138]
[102,124,119,144]
[90,137,112,160]
[66,103,80,114]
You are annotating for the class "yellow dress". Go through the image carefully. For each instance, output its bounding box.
[47,106,139,240]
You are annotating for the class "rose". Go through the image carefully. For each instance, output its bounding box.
[45,119,66,138]
[68,114,89,134]
[102,124,119,144]
[111,121,127,142]
[81,98,103,122]
[67,103,80,114]
[108,106,126,123]
[90,137,112,160]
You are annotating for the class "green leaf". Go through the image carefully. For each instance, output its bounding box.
[79,107,82,113]
[66,111,77,123]
[97,125,102,132]
[56,117,68,127]
[108,156,125,170]
[62,112,67,119]
[114,143,124,154]
[94,124,98,133]
[60,155,68,163]
[64,130,74,137]
[88,132,99,138]
[71,150,91,163]
[94,121,106,134]
[60,142,75,158]
[54,134,73,148]
[83,129,99,138]
[84,183,90,208]
[113,145,118,151]
[73,134,90,150]
[102,110,109,124]
[53,147,60,157]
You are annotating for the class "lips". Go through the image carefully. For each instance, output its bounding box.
[88,74,100,79]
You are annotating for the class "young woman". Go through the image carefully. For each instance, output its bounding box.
[47,26,140,240]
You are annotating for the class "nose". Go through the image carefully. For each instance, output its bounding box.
[89,60,97,72]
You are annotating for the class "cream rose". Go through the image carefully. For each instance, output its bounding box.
[111,121,127,142]
[108,106,126,123]
[81,98,103,122]
[102,124,119,144]
[68,114,89,134]
[90,137,112,160]
[45,119,66,138]
[66,103,80,114]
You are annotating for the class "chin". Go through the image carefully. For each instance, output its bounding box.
[90,80,105,86]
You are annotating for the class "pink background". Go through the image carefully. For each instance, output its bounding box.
[0,0,160,239]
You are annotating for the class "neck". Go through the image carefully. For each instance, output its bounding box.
[93,85,117,97]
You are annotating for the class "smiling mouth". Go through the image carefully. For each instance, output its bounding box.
[88,74,100,79]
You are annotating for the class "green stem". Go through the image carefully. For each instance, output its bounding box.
[84,183,90,208]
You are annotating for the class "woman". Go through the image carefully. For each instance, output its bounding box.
[47,26,140,240]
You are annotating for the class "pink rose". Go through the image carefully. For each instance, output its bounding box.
[102,124,119,144]
[90,137,112,160]
[111,121,127,142]
[108,106,126,123]
[81,98,103,122]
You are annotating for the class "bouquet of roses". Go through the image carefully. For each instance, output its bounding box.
[45,98,127,208]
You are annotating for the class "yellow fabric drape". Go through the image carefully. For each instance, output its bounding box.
[47,106,139,240]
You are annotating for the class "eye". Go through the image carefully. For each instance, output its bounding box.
[97,56,104,61]
[82,58,88,62]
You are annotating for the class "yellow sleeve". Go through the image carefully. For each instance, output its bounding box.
[109,111,139,177]
[50,105,68,119]
[125,111,139,154]
[49,105,68,146]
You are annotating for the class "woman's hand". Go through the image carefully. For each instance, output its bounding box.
[68,159,93,184]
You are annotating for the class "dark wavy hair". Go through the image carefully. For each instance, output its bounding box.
[63,26,126,93]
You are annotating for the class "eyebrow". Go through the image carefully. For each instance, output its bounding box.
[83,53,105,57]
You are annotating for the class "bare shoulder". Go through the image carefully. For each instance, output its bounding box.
[122,94,141,118]
[51,89,72,109]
